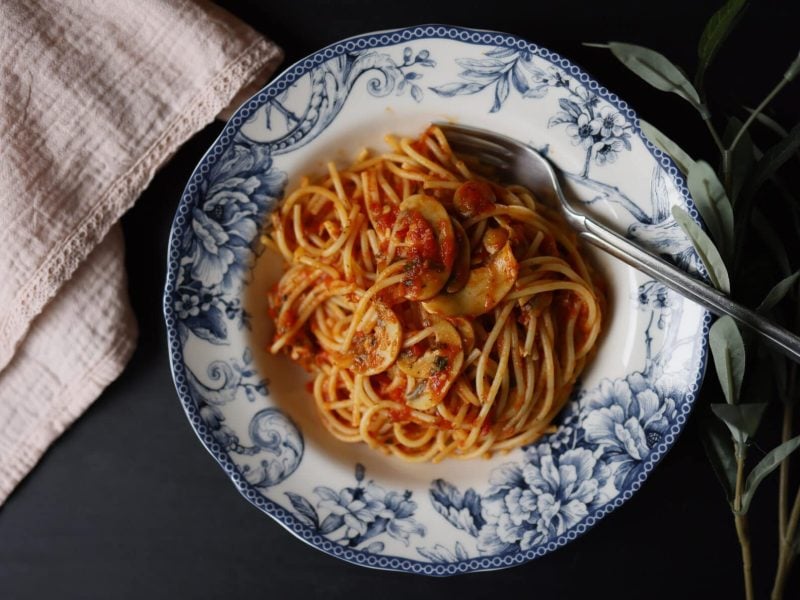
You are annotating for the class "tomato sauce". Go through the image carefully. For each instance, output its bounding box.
[397,209,437,261]
[439,222,455,267]
[370,201,398,233]
[410,127,433,156]
[390,405,412,422]
[454,180,495,218]
[375,208,397,231]
[427,344,459,399]
[278,309,297,333]
[480,416,494,437]
[434,416,454,430]
[540,234,558,256]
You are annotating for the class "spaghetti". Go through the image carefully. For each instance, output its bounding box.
[263,125,604,462]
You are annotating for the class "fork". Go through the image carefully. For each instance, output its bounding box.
[438,122,800,364]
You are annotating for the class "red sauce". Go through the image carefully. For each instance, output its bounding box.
[555,291,592,338]
[378,283,406,305]
[401,261,426,298]
[304,380,314,393]
[389,387,406,402]
[372,373,406,403]
[406,343,425,358]
[480,416,493,437]
[373,372,393,394]
[427,344,459,399]
[540,234,558,256]
[278,309,297,333]
[390,405,412,422]
[371,202,398,233]
[454,181,495,218]
[376,208,397,232]
[397,209,437,261]
[439,222,455,268]
[435,416,454,430]
[556,291,583,320]
[314,351,329,367]
[410,127,433,156]
[429,370,449,398]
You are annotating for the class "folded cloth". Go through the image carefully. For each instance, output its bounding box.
[0,0,283,504]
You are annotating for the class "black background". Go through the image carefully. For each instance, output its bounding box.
[1,1,798,598]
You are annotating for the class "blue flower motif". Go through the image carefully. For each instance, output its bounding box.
[581,373,679,486]
[638,281,673,329]
[188,143,286,291]
[364,482,426,545]
[544,402,581,451]
[316,485,385,539]
[175,292,207,319]
[311,469,426,547]
[589,105,627,138]
[477,446,616,554]
[566,112,596,149]
[174,280,227,343]
[592,138,626,165]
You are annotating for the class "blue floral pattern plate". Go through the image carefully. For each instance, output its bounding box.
[164,25,711,576]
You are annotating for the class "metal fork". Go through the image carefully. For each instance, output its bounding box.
[438,122,800,364]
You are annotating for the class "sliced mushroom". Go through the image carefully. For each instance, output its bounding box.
[422,242,519,317]
[482,226,509,255]
[449,317,476,356]
[397,317,464,410]
[394,194,455,300]
[345,302,403,375]
[445,219,470,293]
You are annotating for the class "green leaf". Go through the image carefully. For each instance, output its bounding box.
[639,119,696,176]
[597,42,707,116]
[741,435,800,512]
[710,316,746,404]
[757,271,800,313]
[723,117,757,201]
[695,0,748,90]
[687,160,735,259]
[699,412,737,502]
[672,206,731,293]
[751,207,792,277]
[711,403,767,444]
[747,109,789,138]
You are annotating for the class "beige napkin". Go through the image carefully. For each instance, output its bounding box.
[0,0,283,504]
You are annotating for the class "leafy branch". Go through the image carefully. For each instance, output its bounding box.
[589,1,800,598]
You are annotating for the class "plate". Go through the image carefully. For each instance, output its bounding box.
[164,25,711,576]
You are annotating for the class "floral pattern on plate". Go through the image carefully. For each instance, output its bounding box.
[164,25,710,576]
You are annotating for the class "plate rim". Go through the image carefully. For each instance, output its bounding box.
[163,23,712,577]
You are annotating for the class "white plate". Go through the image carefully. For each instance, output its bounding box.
[164,25,710,576]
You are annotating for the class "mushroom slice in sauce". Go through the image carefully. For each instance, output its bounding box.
[422,242,519,318]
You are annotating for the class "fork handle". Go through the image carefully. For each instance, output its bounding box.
[578,218,800,364]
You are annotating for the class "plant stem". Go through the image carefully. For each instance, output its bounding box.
[735,443,755,600]
[705,116,725,154]
[729,76,791,153]
[772,485,800,600]
[779,403,793,537]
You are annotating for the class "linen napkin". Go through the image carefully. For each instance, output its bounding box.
[0,0,283,505]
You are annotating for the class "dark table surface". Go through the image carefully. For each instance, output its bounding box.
[1,2,798,598]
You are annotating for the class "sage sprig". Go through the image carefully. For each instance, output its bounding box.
[590,1,800,597]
